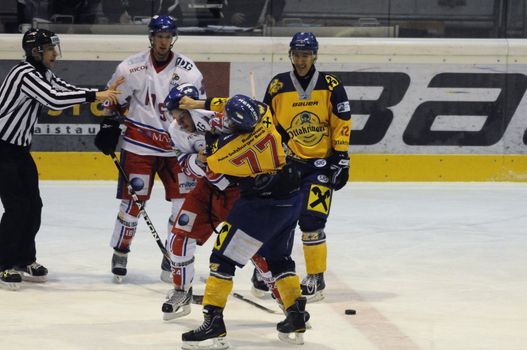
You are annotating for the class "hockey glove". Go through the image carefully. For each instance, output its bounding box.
[328,151,350,191]
[94,118,121,155]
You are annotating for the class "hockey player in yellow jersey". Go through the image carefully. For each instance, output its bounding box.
[253,32,352,303]
[174,94,309,349]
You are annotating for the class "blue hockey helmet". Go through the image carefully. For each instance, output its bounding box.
[289,32,318,53]
[148,15,177,37]
[224,95,261,133]
[164,83,200,111]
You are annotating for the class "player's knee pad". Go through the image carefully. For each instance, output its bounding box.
[167,234,197,289]
[110,200,140,251]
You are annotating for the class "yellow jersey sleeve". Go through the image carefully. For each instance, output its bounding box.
[207,109,286,177]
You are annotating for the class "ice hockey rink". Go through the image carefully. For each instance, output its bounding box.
[1,181,526,350]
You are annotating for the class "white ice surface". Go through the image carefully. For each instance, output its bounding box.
[1,181,527,350]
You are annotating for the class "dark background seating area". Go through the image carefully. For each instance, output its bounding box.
[1,0,526,38]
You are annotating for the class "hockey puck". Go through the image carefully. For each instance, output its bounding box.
[345,309,356,315]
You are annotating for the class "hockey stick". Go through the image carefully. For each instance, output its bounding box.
[232,292,278,314]
[190,291,277,313]
[196,276,277,313]
[249,71,257,99]
[109,152,171,261]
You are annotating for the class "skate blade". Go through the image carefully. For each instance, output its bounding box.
[181,337,229,350]
[250,286,270,299]
[278,331,305,345]
[160,270,172,284]
[0,281,21,291]
[20,274,47,283]
[113,275,125,283]
[303,291,325,303]
[163,305,191,321]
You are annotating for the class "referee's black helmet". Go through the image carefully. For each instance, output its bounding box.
[22,28,60,56]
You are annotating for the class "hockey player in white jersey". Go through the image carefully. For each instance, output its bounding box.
[94,16,206,283]
[160,84,240,321]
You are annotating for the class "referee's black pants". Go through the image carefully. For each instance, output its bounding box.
[0,141,42,270]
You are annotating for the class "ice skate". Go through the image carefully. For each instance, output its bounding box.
[160,255,172,283]
[181,305,229,350]
[162,287,192,321]
[0,269,22,291]
[277,296,309,345]
[301,273,326,303]
[250,268,269,298]
[15,261,48,283]
[111,251,128,283]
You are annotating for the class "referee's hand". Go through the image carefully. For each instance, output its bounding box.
[96,76,124,104]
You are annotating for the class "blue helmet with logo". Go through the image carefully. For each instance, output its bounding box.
[224,95,260,133]
[164,83,199,111]
[289,32,318,53]
[148,15,177,37]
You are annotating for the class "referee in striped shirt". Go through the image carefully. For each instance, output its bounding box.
[0,28,121,290]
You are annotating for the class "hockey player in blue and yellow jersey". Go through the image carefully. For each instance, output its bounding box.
[174,94,309,349]
[255,32,352,302]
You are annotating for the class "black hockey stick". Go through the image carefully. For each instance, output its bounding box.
[232,292,278,314]
[109,152,171,261]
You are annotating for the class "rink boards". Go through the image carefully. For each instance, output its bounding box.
[0,35,526,180]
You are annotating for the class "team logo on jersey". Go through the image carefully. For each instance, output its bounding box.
[169,72,180,87]
[324,74,340,91]
[337,101,350,113]
[268,79,283,96]
[307,184,331,214]
[317,174,329,183]
[313,159,327,168]
[178,173,197,194]
[286,111,328,146]
[261,113,272,129]
[214,222,232,250]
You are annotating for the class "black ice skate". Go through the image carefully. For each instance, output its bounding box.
[181,305,229,350]
[160,254,172,284]
[162,287,192,321]
[250,268,269,298]
[0,269,22,290]
[301,272,326,302]
[111,251,128,283]
[277,296,309,345]
[15,261,48,283]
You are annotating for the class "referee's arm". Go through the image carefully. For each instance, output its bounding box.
[21,71,97,110]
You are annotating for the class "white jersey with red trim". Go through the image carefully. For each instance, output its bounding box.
[168,109,231,190]
[107,49,205,156]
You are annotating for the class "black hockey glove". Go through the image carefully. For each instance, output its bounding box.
[328,151,350,191]
[94,118,121,155]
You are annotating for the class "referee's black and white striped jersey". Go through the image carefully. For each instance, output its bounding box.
[0,60,97,147]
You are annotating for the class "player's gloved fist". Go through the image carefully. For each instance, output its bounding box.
[328,151,350,191]
[94,118,121,155]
